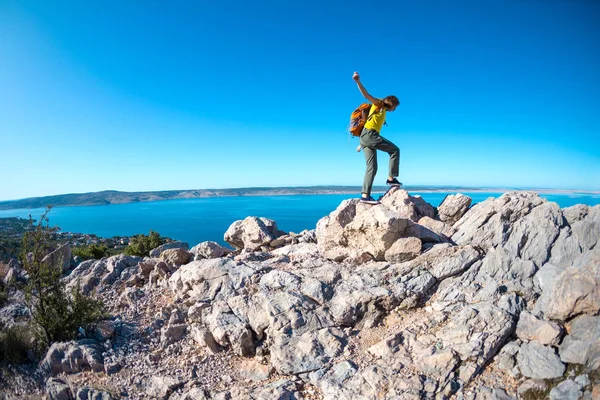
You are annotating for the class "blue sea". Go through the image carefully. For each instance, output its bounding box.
[0,192,598,247]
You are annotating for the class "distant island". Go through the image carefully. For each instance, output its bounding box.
[0,186,598,210]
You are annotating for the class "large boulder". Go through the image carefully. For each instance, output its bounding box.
[168,258,261,300]
[453,192,564,268]
[565,204,600,250]
[64,254,142,294]
[315,199,360,261]
[45,377,74,400]
[548,205,599,268]
[379,187,435,221]
[384,237,422,263]
[224,217,282,250]
[41,340,104,376]
[515,311,562,346]
[404,220,444,243]
[316,198,411,262]
[417,216,455,239]
[536,247,600,321]
[190,241,230,259]
[503,201,563,267]
[204,301,255,356]
[452,192,542,248]
[559,314,600,370]
[437,193,472,225]
[316,190,475,263]
[516,340,565,379]
[149,241,189,258]
[425,247,536,314]
[534,262,564,294]
[407,244,481,280]
[42,244,72,273]
[327,262,435,326]
[159,248,192,267]
[337,206,411,261]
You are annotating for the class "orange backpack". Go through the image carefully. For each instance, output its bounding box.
[349,103,379,137]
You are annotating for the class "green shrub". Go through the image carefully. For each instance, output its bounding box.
[521,387,551,400]
[72,243,112,260]
[20,207,105,345]
[0,324,40,364]
[124,230,165,257]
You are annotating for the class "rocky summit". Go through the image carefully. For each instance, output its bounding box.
[1,189,599,399]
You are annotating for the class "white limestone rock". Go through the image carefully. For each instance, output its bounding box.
[190,241,230,259]
[384,237,422,263]
[559,314,600,370]
[438,193,472,225]
[270,327,346,375]
[149,241,189,258]
[516,340,565,379]
[41,340,104,376]
[516,311,562,346]
[224,216,281,250]
[537,249,600,321]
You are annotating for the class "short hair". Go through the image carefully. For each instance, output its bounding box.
[383,95,400,109]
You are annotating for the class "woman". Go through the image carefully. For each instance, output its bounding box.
[352,71,401,204]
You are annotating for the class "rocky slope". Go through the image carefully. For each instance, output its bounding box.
[0,189,598,399]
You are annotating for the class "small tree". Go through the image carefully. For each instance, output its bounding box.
[20,206,104,345]
[124,230,165,257]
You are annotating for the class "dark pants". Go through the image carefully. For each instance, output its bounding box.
[359,128,400,196]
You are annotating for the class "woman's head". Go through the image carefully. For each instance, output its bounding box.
[383,95,400,111]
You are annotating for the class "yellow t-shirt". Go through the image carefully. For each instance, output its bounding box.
[364,104,386,133]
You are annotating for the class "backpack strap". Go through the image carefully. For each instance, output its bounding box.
[367,101,384,121]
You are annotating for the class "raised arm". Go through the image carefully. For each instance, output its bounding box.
[352,72,381,105]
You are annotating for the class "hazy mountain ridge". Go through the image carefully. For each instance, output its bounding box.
[1,186,597,210]
[0,186,464,210]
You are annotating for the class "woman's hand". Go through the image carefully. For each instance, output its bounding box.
[353,72,380,105]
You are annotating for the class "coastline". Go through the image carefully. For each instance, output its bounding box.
[0,186,598,211]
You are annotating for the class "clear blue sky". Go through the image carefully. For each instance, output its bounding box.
[1,0,599,201]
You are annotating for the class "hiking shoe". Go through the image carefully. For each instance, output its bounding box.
[386,178,402,187]
[360,195,380,205]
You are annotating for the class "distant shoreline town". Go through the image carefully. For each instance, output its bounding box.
[0,186,598,211]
